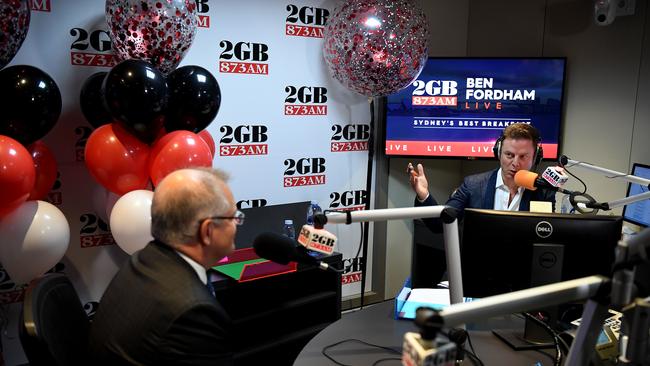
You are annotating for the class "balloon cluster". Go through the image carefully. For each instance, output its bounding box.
[79,1,215,255]
[81,60,221,196]
[0,1,68,286]
[323,0,429,97]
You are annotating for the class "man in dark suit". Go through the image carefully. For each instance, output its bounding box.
[89,168,242,365]
[408,123,556,233]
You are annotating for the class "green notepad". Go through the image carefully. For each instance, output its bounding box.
[212,258,268,280]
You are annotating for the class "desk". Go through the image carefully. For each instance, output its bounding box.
[295,301,556,366]
[212,253,342,366]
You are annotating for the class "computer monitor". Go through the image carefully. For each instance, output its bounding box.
[622,162,650,228]
[235,201,310,249]
[461,209,622,350]
[461,209,622,298]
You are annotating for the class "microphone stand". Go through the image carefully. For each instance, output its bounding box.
[316,205,464,305]
[561,156,650,212]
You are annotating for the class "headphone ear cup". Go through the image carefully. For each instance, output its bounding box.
[534,144,544,166]
[493,138,501,160]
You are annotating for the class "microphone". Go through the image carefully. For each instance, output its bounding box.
[252,232,337,272]
[402,307,457,366]
[297,225,337,255]
[541,166,569,188]
[514,168,573,194]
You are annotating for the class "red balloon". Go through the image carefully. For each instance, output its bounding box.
[0,135,35,217]
[149,130,213,186]
[26,141,58,200]
[198,129,215,158]
[85,123,150,195]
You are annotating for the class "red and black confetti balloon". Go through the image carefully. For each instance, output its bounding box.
[105,0,198,75]
[323,0,429,97]
[0,0,30,70]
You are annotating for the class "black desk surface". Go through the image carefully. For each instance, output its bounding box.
[294,300,556,366]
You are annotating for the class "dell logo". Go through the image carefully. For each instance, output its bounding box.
[535,221,553,238]
[539,252,557,269]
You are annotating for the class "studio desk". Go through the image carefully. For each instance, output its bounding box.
[211,252,342,366]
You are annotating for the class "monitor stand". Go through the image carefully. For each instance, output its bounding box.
[493,243,564,350]
[492,317,556,350]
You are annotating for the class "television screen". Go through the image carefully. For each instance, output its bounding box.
[385,58,565,158]
[622,163,650,227]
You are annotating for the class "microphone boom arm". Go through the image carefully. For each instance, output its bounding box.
[563,157,650,211]
[317,206,464,304]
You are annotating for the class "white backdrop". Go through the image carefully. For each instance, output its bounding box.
[1,1,375,363]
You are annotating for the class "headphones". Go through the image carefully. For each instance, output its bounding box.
[492,130,543,168]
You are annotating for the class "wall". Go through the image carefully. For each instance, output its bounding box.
[383,0,650,298]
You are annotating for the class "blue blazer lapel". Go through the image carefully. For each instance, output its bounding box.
[482,170,498,209]
[520,190,532,211]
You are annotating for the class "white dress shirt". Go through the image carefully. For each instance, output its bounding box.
[493,168,524,211]
[176,251,208,285]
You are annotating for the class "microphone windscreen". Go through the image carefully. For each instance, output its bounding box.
[514,170,538,190]
[253,232,296,265]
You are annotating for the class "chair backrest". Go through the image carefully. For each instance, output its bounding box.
[19,273,90,366]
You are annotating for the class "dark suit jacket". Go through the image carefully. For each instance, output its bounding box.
[88,240,233,366]
[416,169,556,233]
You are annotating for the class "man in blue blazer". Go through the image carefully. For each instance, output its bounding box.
[409,123,556,233]
[89,168,241,365]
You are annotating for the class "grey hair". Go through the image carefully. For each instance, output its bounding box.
[151,168,231,245]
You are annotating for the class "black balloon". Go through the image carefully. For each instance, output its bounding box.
[165,65,221,133]
[103,59,167,144]
[80,72,112,129]
[0,65,62,145]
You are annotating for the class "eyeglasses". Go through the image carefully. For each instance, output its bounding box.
[204,210,245,226]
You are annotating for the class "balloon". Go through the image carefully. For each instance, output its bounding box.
[103,59,168,144]
[90,186,120,224]
[0,0,30,70]
[109,189,153,255]
[105,0,198,75]
[80,71,112,128]
[165,65,221,133]
[149,130,212,186]
[26,141,57,201]
[198,129,215,158]
[84,123,151,195]
[0,65,62,145]
[0,200,70,285]
[323,0,429,97]
[0,135,35,217]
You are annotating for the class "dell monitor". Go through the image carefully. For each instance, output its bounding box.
[622,162,650,228]
[461,209,622,349]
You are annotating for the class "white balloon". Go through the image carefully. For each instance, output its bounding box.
[110,190,154,255]
[0,200,70,285]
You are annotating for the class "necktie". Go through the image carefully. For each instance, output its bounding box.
[206,270,216,298]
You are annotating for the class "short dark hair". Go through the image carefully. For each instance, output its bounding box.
[502,123,540,147]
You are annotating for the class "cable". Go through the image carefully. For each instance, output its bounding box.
[465,349,484,366]
[321,338,400,366]
[355,221,363,259]
[465,331,483,366]
[371,357,402,366]
[522,312,563,366]
[559,162,588,194]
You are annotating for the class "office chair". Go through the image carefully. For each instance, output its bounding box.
[19,273,90,366]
